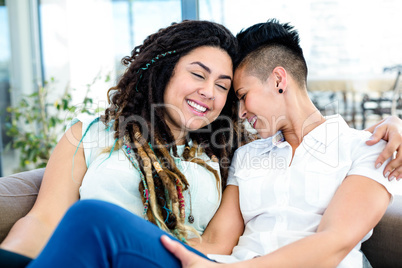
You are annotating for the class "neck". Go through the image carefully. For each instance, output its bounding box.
[175,136,187,146]
[281,92,326,154]
[163,118,188,146]
[169,128,188,146]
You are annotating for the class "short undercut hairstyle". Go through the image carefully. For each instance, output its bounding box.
[236,19,308,88]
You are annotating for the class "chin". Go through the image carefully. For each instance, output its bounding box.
[187,123,207,132]
[186,118,212,131]
[257,131,274,139]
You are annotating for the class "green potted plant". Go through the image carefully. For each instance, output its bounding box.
[5,75,108,171]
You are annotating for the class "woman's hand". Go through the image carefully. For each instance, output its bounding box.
[365,115,402,180]
[161,235,223,268]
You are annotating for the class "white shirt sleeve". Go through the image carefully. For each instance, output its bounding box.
[227,150,240,187]
[347,130,396,199]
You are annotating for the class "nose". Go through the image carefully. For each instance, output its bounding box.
[198,84,214,100]
[238,100,247,119]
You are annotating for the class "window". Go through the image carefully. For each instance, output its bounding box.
[0,0,11,176]
[39,0,182,103]
[199,0,402,79]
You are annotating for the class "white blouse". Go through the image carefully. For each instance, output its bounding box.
[67,115,221,238]
[209,115,395,267]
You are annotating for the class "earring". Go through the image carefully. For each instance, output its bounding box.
[278,89,283,94]
[211,97,215,100]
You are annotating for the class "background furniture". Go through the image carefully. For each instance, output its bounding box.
[360,65,402,129]
[0,169,401,267]
[307,67,402,131]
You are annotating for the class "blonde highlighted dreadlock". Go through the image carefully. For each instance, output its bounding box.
[113,124,220,242]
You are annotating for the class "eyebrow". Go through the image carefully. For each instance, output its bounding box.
[235,89,241,98]
[191,61,232,80]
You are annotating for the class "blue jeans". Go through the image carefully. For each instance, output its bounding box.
[27,200,210,268]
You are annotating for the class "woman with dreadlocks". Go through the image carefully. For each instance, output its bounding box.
[0,20,246,267]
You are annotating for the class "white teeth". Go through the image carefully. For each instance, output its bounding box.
[187,100,207,113]
[249,117,257,128]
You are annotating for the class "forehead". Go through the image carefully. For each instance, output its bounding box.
[233,65,253,88]
[180,46,231,65]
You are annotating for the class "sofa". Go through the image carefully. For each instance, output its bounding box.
[0,169,401,267]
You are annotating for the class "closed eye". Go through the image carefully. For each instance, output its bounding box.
[192,73,204,79]
[217,84,227,90]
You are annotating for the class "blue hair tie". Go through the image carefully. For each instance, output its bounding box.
[135,50,176,92]
[159,197,172,224]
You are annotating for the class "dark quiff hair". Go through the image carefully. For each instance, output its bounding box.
[102,20,240,241]
[235,18,308,88]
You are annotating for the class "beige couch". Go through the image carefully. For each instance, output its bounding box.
[0,169,401,267]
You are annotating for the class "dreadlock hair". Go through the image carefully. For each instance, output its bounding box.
[102,20,242,241]
[235,18,308,88]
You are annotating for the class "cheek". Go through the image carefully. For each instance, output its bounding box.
[215,93,229,112]
[244,97,253,112]
[165,79,187,99]
[163,86,174,103]
[245,94,266,114]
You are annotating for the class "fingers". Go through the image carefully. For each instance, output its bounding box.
[374,135,399,170]
[160,235,199,267]
[384,164,402,181]
[365,117,389,145]
[383,148,402,181]
[365,125,387,146]
[161,235,185,258]
[365,135,382,146]
[366,115,402,180]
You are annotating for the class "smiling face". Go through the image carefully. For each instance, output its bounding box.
[234,65,285,139]
[163,46,233,142]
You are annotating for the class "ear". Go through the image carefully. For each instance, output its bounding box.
[273,66,287,93]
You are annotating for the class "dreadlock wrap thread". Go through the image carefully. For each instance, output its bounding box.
[132,127,189,240]
[139,182,155,223]
[132,138,166,230]
[153,143,188,225]
[149,136,201,240]
[163,169,185,222]
[133,130,178,204]
[121,136,149,215]
[135,50,176,92]
[133,128,180,222]
[153,137,190,190]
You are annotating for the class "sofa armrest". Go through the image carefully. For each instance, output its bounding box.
[361,194,402,267]
[0,169,45,243]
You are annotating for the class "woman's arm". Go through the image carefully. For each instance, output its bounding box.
[163,175,391,268]
[0,122,87,258]
[365,116,402,179]
[189,185,244,255]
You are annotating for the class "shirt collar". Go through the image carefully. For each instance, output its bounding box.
[306,114,349,146]
[244,115,348,157]
[249,131,286,156]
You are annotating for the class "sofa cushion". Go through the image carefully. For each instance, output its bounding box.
[361,194,402,267]
[0,169,44,243]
